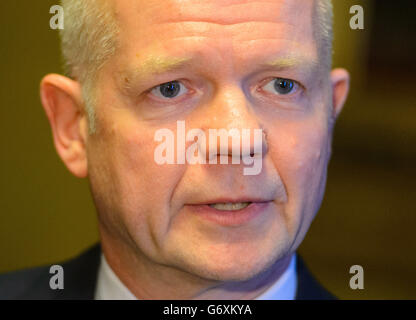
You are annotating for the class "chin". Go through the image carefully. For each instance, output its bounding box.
[178,243,287,282]
[212,264,273,282]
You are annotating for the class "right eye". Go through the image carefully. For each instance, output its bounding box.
[262,78,299,96]
[150,81,188,99]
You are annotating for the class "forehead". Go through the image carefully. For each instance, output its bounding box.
[112,0,318,69]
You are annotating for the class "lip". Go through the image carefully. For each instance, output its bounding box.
[192,197,272,205]
[186,201,272,227]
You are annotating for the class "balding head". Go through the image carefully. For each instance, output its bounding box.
[60,0,333,134]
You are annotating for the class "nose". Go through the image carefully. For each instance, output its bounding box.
[194,85,268,165]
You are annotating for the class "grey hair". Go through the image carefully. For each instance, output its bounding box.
[60,0,119,134]
[59,0,333,134]
[315,0,334,69]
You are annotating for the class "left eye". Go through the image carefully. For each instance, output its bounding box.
[263,78,298,95]
[150,81,188,99]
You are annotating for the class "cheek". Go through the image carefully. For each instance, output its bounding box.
[112,122,184,212]
[286,128,327,186]
[268,119,330,220]
[89,115,186,236]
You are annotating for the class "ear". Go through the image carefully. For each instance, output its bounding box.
[40,74,89,178]
[329,68,350,123]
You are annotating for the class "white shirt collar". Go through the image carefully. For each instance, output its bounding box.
[254,254,297,300]
[94,253,297,300]
[94,254,136,300]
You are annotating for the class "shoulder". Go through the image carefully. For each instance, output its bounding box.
[0,243,101,300]
[295,255,337,300]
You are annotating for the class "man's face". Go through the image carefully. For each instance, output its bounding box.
[87,0,334,281]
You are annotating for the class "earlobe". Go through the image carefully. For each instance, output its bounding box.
[40,74,89,178]
[330,68,350,121]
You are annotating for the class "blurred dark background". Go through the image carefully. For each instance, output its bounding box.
[0,1,415,299]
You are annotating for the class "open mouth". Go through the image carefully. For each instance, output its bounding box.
[208,202,252,211]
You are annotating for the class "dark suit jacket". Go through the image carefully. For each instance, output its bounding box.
[0,243,336,300]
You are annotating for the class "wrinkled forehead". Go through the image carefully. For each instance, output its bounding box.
[112,0,317,53]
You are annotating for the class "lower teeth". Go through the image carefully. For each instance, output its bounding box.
[209,202,251,211]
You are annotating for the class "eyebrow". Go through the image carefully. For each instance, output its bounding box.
[139,55,193,75]
[261,55,320,74]
[120,54,320,91]
[120,55,193,89]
